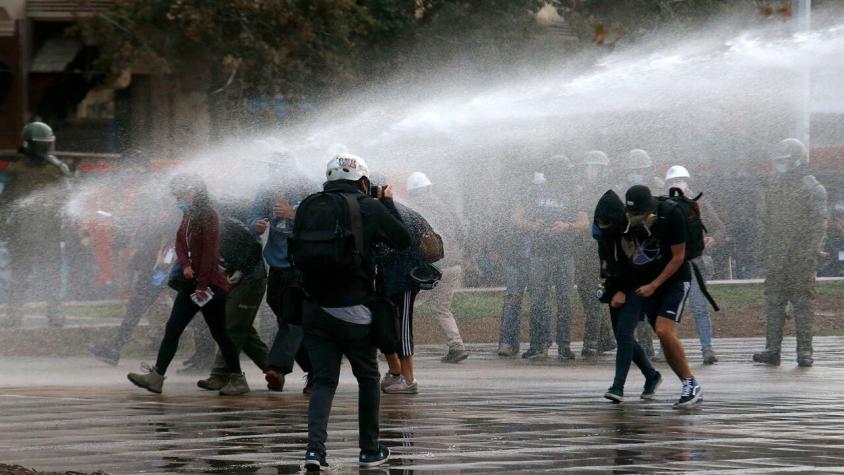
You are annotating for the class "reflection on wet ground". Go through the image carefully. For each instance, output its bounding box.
[1,336,843,473]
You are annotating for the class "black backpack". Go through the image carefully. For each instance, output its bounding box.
[219,216,263,275]
[657,188,707,261]
[657,188,719,311]
[289,192,364,275]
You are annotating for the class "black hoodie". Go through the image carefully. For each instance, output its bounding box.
[592,190,632,295]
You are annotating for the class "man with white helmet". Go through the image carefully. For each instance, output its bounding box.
[406,171,470,364]
[664,165,726,365]
[292,153,410,470]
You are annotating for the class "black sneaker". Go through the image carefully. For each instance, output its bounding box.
[752,349,781,366]
[557,347,576,361]
[521,347,548,359]
[604,386,624,404]
[673,378,702,408]
[359,444,390,468]
[641,371,662,400]
[304,450,328,471]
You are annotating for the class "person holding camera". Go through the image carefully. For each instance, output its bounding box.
[291,154,410,471]
[127,174,247,396]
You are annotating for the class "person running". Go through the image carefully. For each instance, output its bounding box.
[604,185,702,409]
[127,174,247,396]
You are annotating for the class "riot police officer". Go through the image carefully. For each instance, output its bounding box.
[1,122,71,328]
[753,139,828,367]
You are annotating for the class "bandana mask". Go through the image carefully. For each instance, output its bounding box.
[624,211,658,236]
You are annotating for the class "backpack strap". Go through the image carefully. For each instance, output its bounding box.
[341,193,365,264]
[690,260,719,311]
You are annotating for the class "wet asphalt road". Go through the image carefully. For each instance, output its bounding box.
[0,336,843,474]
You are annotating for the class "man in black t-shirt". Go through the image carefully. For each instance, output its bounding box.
[604,185,701,409]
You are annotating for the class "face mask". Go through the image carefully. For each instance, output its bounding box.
[533,172,547,185]
[624,212,657,236]
[176,201,190,213]
[774,163,788,174]
[627,174,644,185]
[670,180,690,194]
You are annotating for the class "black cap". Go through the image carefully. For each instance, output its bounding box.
[624,185,657,213]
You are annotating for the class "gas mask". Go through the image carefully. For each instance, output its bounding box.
[624,211,658,236]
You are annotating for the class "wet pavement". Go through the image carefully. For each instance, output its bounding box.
[1,336,843,474]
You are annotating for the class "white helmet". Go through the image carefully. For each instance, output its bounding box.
[407,171,432,193]
[665,165,691,182]
[326,153,369,182]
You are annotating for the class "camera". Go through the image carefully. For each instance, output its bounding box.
[369,185,384,199]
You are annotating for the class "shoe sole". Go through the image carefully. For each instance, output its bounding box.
[197,383,225,391]
[304,461,325,472]
[641,375,663,400]
[383,388,418,395]
[360,457,389,468]
[442,353,469,364]
[127,375,161,394]
[673,391,703,408]
[604,393,623,404]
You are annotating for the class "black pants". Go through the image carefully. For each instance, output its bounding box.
[303,301,380,454]
[267,267,311,374]
[611,299,657,391]
[154,290,241,375]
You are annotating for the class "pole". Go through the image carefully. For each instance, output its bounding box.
[793,0,811,151]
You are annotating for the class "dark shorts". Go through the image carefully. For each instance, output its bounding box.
[643,280,691,326]
[391,289,418,358]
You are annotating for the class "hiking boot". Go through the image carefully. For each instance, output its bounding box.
[797,352,814,368]
[219,373,250,396]
[497,343,519,357]
[581,346,599,357]
[88,343,120,366]
[673,378,703,408]
[752,349,781,366]
[197,374,229,391]
[641,371,663,400]
[383,377,418,394]
[598,339,617,353]
[702,348,718,365]
[359,444,390,468]
[303,373,314,396]
[304,449,328,472]
[557,347,576,361]
[604,386,624,404]
[522,347,548,359]
[265,369,284,392]
[127,364,164,394]
[380,372,402,392]
[441,348,469,364]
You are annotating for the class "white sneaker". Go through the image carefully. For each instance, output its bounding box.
[380,372,402,393]
[383,376,418,394]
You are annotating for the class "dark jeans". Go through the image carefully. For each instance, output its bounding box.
[611,296,657,391]
[267,267,311,374]
[303,301,380,454]
[154,290,241,375]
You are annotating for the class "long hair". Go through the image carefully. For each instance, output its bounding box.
[170,173,215,226]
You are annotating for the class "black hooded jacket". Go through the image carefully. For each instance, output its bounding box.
[592,190,632,296]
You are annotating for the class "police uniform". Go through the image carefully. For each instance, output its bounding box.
[759,172,828,362]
